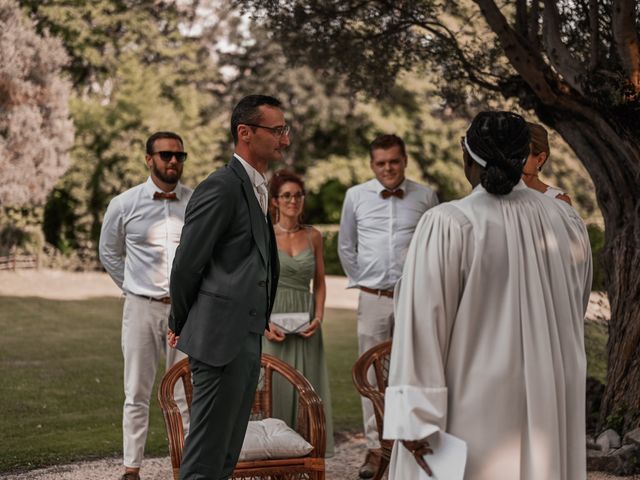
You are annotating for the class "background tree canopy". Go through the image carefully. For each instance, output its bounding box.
[0,0,73,208]
[1,0,620,430]
[233,0,640,436]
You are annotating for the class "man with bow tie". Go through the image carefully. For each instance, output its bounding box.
[338,134,439,479]
[99,131,192,480]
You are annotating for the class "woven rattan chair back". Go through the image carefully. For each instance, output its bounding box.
[158,354,326,480]
[352,339,393,480]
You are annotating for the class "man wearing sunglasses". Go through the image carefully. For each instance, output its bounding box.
[99,131,192,480]
[169,95,286,480]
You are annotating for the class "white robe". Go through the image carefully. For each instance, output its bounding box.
[384,181,592,480]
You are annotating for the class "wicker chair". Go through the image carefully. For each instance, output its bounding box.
[352,339,393,480]
[158,354,326,480]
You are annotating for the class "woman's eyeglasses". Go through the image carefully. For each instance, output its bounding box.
[278,192,305,201]
[153,151,188,163]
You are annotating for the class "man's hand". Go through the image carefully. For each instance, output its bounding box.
[167,329,179,348]
[264,323,286,342]
[402,439,434,476]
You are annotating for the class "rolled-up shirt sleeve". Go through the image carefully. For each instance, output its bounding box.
[99,197,126,290]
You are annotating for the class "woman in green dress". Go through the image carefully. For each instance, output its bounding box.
[263,169,334,456]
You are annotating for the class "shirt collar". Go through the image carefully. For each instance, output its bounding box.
[373,178,407,195]
[234,153,267,188]
[144,176,183,199]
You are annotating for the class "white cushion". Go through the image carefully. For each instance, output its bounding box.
[238,418,314,461]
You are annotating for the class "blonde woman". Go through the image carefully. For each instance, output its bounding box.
[522,122,572,205]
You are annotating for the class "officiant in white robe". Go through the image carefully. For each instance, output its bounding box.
[383,111,592,480]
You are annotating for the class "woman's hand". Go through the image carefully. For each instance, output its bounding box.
[265,322,286,342]
[402,439,434,476]
[298,317,322,338]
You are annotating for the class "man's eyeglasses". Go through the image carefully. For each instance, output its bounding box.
[153,151,188,163]
[243,123,291,137]
[278,192,305,202]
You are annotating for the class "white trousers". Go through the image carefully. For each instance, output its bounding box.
[122,294,189,468]
[357,290,394,450]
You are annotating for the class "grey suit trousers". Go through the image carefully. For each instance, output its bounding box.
[179,333,261,480]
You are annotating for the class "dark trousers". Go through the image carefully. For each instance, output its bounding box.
[179,333,261,480]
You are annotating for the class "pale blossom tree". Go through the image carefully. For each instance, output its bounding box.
[0,0,73,207]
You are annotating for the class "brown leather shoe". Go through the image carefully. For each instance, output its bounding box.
[120,473,140,480]
[359,450,380,478]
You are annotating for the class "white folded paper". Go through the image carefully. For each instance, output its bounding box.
[419,431,467,480]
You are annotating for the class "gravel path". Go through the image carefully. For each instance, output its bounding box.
[1,431,630,480]
[0,270,624,479]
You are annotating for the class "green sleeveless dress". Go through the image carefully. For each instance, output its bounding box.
[262,233,335,456]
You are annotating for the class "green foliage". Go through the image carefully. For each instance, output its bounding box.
[23,1,225,258]
[8,0,602,265]
[606,405,627,434]
[0,297,360,471]
[0,207,44,256]
[321,230,344,277]
[306,180,349,225]
[588,224,606,291]
[20,0,196,89]
[585,322,608,384]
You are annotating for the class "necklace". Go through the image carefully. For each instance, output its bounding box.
[276,223,301,233]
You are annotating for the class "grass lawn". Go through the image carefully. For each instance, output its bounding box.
[0,297,360,472]
[0,296,607,473]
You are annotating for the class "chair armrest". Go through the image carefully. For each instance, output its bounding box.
[262,353,327,458]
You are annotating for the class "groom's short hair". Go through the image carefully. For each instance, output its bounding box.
[231,95,283,144]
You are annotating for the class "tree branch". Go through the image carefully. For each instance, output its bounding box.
[612,0,640,91]
[541,0,588,95]
[473,0,558,103]
[528,0,542,52]
[588,0,599,71]
[515,0,527,38]
[413,20,502,91]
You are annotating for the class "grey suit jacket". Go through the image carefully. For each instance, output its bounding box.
[169,157,279,366]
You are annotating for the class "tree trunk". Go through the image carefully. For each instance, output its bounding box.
[542,106,640,433]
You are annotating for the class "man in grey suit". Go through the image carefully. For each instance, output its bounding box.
[168,95,289,479]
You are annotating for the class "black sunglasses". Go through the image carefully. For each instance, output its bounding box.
[153,151,188,163]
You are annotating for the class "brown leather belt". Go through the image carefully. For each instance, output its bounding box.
[140,295,171,304]
[359,286,394,298]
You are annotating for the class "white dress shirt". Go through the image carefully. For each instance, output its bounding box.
[234,153,268,216]
[338,178,438,290]
[99,177,193,298]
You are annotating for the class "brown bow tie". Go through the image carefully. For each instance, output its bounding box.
[381,189,404,199]
[153,191,177,200]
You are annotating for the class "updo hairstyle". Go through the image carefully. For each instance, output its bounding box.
[466,111,530,195]
[527,122,550,161]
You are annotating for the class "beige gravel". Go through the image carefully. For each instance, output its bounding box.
[0,432,632,480]
[0,270,623,478]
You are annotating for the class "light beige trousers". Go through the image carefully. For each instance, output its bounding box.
[122,294,189,468]
[357,290,394,450]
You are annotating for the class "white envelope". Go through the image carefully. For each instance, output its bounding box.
[419,431,467,480]
[269,312,310,334]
